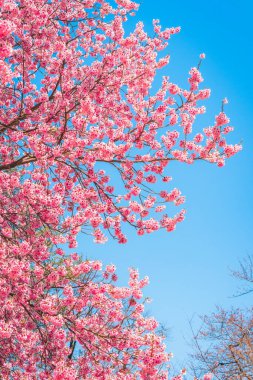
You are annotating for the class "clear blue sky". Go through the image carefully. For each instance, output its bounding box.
[79,0,253,371]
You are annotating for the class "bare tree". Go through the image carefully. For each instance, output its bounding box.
[232,255,253,297]
[189,257,253,380]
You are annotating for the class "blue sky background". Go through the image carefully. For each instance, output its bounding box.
[79,0,253,372]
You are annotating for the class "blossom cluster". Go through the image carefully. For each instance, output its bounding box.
[0,0,240,246]
[0,241,171,378]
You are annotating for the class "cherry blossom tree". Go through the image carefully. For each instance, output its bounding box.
[0,248,172,379]
[0,0,240,378]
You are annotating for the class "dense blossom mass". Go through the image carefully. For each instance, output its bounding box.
[0,0,239,378]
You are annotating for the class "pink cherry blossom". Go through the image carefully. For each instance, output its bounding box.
[0,0,240,377]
